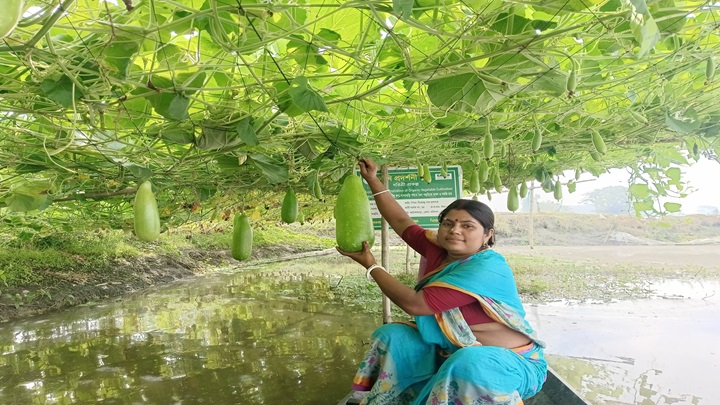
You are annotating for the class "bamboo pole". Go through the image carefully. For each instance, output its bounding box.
[529,181,535,249]
[381,164,392,324]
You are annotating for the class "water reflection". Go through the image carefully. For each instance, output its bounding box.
[0,268,380,404]
[528,279,720,404]
[2,265,716,405]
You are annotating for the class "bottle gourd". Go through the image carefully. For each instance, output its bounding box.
[334,175,375,252]
[232,213,253,261]
[134,181,161,242]
[281,187,298,223]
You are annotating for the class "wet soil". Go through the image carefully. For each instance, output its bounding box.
[0,245,324,323]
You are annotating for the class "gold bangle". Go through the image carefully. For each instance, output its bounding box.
[372,189,391,197]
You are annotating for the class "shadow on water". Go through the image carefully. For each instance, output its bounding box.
[0,266,380,404]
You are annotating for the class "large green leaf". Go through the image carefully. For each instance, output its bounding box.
[627,0,661,58]
[39,75,84,108]
[249,154,289,184]
[288,77,328,114]
[103,35,143,78]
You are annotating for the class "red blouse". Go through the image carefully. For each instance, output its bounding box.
[401,225,493,324]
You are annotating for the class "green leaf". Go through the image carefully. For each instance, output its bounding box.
[249,154,289,184]
[633,199,655,213]
[527,69,571,95]
[627,0,650,15]
[236,117,258,146]
[148,93,190,121]
[393,0,414,20]
[274,81,304,117]
[5,193,52,212]
[663,202,682,213]
[104,35,142,78]
[427,74,488,113]
[628,0,660,58]
[629,183,650,199]
[196,122,244,150]
[39,75,83,108]
[122,163,153,180]
[159,125,195,145]
[665,167,681,184]
[175,71,207,95]
[655,148,688,167]
[288,77,328,114]
[665,111,701,133]
[318,28,341,43]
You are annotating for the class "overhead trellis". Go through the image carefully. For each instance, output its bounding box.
[0,0,718,227]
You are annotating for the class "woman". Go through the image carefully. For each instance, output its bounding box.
[336,158,547,405]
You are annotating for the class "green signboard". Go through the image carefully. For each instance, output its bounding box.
[359,166,463,230]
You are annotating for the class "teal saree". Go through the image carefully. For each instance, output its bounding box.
[351,250,547,405]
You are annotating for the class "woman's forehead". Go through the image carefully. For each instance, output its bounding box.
[443,209,479,222]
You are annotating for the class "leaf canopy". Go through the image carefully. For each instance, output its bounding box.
[0,0,719,226]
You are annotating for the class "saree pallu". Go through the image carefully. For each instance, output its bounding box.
[351,250,547,405]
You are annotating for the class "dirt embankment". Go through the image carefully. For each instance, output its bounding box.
[1,214,718,324]
[0,245,320,324]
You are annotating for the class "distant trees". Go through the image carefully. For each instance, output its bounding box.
[582,186,630,214]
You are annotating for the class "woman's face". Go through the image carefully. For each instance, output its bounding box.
[437,209,492,258]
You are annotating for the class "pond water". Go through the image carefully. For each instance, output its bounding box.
[0,261,717,404]
[528,278,720,404]
[0,267,379,404]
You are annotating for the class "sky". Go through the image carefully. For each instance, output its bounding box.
[484,156,720,215]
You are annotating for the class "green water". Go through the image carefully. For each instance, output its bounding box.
[0,267,380,404]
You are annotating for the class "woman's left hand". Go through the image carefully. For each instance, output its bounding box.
[336,241,377,269]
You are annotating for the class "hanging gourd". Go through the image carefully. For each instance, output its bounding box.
[591,130,607,154]
[483,132,494,159]
[335,175,375,252]
[532,118,543,152]
[479,160,489,182]
[440,162,448,177]
[470,150,482,165]
[468,168,481,194]
[281,187,298,223]
[0,0,24,39]
[519,181,529,199]
[507,185,520,212]
[133,181,161,242]
[422,164,432,184]
[554,180,563,201]
[231,213,253,261]
[493,167,502,193]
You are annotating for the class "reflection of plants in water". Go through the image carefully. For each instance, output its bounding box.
[0,267,381,404]
[548,355,702,404]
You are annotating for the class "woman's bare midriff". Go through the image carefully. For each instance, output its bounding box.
[469,322,532,349]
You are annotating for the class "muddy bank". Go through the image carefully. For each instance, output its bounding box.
[0,245,330,323]
[5,242,719,324]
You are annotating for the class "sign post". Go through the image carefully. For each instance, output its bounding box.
[360,166,463,230]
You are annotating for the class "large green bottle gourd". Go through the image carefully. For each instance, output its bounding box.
[0,0,23,39]
[335,175,375,252]
[133,181,161,241]
[232,213,253,261]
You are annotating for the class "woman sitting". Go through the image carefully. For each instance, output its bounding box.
[336,158,547,405]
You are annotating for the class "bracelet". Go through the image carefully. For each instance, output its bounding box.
[365,264,386,280]
[372,189,391,197]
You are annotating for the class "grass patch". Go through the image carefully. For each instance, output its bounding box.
[0,220,337,287]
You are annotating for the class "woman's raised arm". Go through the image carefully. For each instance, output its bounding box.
[359,158,416,237]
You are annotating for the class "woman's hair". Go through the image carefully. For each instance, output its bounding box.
[437,199,496,246]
